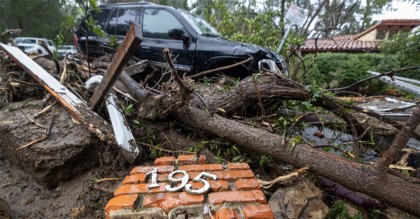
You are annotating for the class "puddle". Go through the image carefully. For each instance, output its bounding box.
[302,124,419,164]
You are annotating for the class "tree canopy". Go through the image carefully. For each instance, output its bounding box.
[1,0,402,46]
[0,0,67,39]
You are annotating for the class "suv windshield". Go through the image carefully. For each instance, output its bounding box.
[179,10,220,37]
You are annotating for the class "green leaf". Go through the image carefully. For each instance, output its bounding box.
[232,155,243,162]
[290,136,302,151]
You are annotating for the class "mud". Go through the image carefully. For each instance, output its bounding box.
[0,144,125,218]
[0,100,102,188]
[0,96,180,218]
[0,99,132,218]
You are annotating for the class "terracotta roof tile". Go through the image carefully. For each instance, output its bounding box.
[301,36,379,53]
[301,19,420,53]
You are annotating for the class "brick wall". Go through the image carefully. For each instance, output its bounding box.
[105,155,274,218]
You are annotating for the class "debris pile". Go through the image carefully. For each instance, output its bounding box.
[0,24,419,218]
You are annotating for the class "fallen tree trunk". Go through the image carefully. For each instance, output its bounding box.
[118,72,419,215]
[191,76,310,114]
[174,106,420,216]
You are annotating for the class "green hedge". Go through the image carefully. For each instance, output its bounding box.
[302,53,400,92]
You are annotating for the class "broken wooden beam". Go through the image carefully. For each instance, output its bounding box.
[0,43,115,144]
[89,23,143,110]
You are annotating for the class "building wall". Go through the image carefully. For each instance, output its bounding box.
[358,29,377,41]
[358,26,416,41]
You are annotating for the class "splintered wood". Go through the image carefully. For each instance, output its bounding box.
[0,43,115,144]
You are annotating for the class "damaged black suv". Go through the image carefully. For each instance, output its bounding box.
[76,2,288,76]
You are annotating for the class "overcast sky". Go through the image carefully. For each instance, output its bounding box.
[374,1,420,20]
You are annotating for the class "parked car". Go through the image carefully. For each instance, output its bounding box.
[57,45,78,56]
[75,2,288,76]
[46,40,56,53]
[14,37,56,55]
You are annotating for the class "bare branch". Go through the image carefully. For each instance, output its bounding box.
[328,66,420,92]
[375,104,420,173]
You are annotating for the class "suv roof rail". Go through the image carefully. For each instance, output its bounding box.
[102,1,155,6]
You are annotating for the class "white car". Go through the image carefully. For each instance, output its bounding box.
[14,37,56,55]
[57,45,78,55]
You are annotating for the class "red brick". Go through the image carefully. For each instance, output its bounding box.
[209,180,230,192]
[154,157,176,166]
[106,156,269,218]
[114,184,148,196]
[122,173,169,185]
[188,172,201,179]
[214,208,239,219]
[234,178,260,190]
[198,155,206,164]
[148,183,167,193]
[130,166,174,174]
[208,190,267,205]
[141,193,165,208]
[179,164,223,172]
[105,194,138,218]
[178,155,206,165]
[122,174,146,185]
[213,170,255,181]
[214,170,255,180]
[142,192,204,212]
[243,204,274,219]
[227,163,250,170]
[188,180,229,192]
[188,170,255,181]
[162,192,204,211]
[114,183,167,196]
[157,173,169,182]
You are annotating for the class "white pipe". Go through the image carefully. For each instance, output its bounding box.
[85,75,139,157]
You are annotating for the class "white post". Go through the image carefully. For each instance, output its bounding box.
[276,25,291,53]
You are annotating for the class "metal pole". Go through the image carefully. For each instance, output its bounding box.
[276,25,291,53]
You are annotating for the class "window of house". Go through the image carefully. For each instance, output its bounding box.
[388,30,398,38]
[143,9,184,39]
[376,30,386,40]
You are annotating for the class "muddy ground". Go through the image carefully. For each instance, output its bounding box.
[0,64,122,218]
[0,145,131,218]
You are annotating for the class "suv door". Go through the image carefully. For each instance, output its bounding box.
[139,8,196,73]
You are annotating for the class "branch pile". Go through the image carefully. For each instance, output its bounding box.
[1,46,419,217]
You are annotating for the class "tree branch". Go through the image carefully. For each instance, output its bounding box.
[375,104,420,172]
[328,66,420,92]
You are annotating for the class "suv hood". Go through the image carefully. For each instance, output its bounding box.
[197,35,286,71]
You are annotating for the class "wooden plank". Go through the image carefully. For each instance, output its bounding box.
[89,23,143,109]
[0,43,115,144]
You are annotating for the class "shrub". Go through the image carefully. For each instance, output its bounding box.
[301,53,400,93]
[380,30,420,80]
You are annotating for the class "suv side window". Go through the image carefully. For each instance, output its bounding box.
[80,9,110,33]
[107,8,139,36]
[143,9,184,39]
[94,9,111,31]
